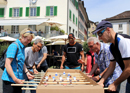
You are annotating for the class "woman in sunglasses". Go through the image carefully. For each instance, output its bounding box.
[2,28,35,93]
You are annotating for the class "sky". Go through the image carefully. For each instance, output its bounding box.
[82,0,130,22]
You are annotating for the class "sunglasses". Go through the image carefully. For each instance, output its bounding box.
[88,44,95,48]
[98,29,106,37]
[24,31,34,34]
[68,38,74,41]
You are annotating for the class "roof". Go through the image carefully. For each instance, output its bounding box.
[104,11,130,21]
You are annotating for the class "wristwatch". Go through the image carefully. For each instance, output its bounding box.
[99,75,102,79]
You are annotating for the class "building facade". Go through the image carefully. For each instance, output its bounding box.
[0,0,81,38]
[78,0,90,40]
[104,11,130,35]
[88,20,96,37]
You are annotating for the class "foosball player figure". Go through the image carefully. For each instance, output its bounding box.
[77,79,79,82]
[53,79,56,82]
[70,80,72,85]
[57,81,59,84]
[49,74,51,78]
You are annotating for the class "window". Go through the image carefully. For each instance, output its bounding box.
[46,6,57,16]
[26,7,40,17]
[0,26,4,33]
[69,26,71,33]
[119,24,123,30]
[0,8,4,17]
[73,29,75,35]
[11,26,19,34]
[76,31,77,37]
[50,7,54,16]
[28,25,36,31]
[9,7,23,17]
[30,7,36,16]
[45,26,50,33]
[13,8,19,17]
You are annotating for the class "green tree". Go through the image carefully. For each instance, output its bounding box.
[83,41,89,53]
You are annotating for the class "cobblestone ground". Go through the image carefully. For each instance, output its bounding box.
[0,69,127,93]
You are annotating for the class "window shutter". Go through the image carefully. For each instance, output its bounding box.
[0,8,4,17]
[69,10,71,19]
[9,8,12,17]
[46,6,50,16]
[26,7,29,17]
[37,7,40,16]
[76,1,78,9]
[19,7,23,17]
[73,14,75,23]
[76,17,77,25]
[54,6,57,16]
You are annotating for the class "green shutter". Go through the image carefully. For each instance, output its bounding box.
[75,0,76,6]
[46,6,50,16]
[26,7,29,17]
[76,1,78,9]
[54,6,57,16]
[69,10,71,19]
[37,7,40,16]
[76,17,77,25]
[0,8,4,17]
[19,7,23,17]
[9,8,12,17]
[73,14,75,23]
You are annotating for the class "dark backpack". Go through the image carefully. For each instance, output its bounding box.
[0,42,19,70]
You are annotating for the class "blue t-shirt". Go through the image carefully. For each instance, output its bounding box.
[1,39,25,83]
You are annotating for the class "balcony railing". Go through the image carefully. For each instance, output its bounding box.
[0,30,64,39]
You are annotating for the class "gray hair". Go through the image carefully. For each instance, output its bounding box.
[87,37,100,44]
[34,38,44,45]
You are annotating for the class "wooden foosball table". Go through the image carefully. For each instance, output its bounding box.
[12,69,105,93]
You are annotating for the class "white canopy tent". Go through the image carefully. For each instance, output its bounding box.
[45,35,82,44]
[32,36,45,42]
[0,18,49,26]
[0,36,16,41]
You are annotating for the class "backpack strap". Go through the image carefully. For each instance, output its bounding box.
[13,42,19,71]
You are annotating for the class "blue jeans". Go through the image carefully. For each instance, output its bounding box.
[22,69,37,93]
[65,66,81,70]
[126,81,130,93]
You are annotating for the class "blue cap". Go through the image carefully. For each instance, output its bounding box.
[93,21,113,34]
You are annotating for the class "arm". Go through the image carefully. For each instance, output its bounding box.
[37,53,47,69]
[80,51,85,72]
[85,55,87,66]
[98,61,116,87]
[89,63,98,75]
[107,59,130,91]
[5,58,24,84]
[32,64,38,74]
[92,68,108,81]
[60,52,66,69]
[23,64,34,79]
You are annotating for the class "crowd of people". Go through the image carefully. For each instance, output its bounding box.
[1,20,130,93]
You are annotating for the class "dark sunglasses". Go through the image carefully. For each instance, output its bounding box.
[88,44,95,48]
[68,38,74,41]
[24,31,34,34]
[98,29,106,37]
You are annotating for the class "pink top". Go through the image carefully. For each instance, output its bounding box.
[85,51,95,75]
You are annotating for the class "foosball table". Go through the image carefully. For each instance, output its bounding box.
[12,69,105,93]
